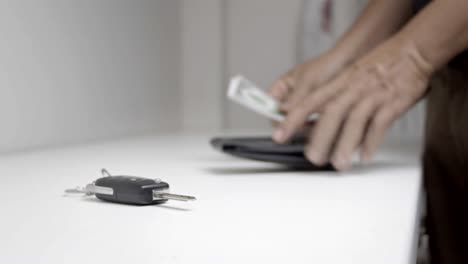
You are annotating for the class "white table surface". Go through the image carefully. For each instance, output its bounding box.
[0,134,423,264]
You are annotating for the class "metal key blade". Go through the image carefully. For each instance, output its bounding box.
[65,184,113,196]
[153,190,196,202]
[85,184,114,195]
[65,187,88,195]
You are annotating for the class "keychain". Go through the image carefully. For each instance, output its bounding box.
[65,169,196,205]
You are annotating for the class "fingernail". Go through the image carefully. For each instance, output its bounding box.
[334,156,351,171]
[273,129,285,142]
[307,150,323,165]
[332,156,344,170]
[279,81,287,91]
[361,153,372,163]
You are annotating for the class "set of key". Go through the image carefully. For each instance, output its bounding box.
[65,169,196,205]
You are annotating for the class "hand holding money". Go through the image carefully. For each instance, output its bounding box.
[228,75,319,122]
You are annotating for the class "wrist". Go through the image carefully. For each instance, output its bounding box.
[392,34,436,77]
[387,0,468,76]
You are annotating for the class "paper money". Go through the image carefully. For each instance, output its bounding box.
[228,75,285,121]
[228,75,319,122]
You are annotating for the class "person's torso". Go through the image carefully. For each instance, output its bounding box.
[413,0,431,13]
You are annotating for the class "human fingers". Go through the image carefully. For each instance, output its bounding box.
[330,92,388,170]
[268,73,294,102]
[273,76,344,144]
[280,73,316,112]
[281,55,342,112]
[360,97,412,162]
[304,89,359,166]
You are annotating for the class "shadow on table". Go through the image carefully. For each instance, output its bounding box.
[203,160,416,177]
[74,196,192,211]
[203,166,323,175]
[351,161,416,173]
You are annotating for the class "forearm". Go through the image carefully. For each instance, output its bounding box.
[329,0,413,67]
[394,0,468,75]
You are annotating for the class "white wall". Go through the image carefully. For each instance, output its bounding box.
[181,0,303,132]
[0,0,181,152]
[181,0,224,132]
[225,0,302,131]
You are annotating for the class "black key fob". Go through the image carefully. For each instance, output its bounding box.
[65,169,196,206]
[95,176,170,205]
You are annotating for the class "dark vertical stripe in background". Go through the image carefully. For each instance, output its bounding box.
[321,0,333,33]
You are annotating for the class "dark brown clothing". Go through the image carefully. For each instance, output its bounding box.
[424,51,468,264]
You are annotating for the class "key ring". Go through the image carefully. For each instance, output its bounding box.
[101,168,112,177]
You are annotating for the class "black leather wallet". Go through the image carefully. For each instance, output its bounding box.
[210,136,334,170]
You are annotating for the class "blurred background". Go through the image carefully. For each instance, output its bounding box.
[0,0,424,154]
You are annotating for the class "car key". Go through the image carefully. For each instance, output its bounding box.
[65,169,196,205]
